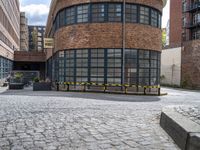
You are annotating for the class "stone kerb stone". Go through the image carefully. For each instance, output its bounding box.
[160,106,200,150]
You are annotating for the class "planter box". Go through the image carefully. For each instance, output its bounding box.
[9,83,24,90]
[33,82,51,91]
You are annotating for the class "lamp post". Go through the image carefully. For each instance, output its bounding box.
[122,0,126,89]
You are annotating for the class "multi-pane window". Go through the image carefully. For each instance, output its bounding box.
[65,51,75,82]
[151,9,158,27]
[76,49,88,82]
[108,4,122,22]
[77,5,89,23]
[158,14,162,28]
[53,49,160,86]
[92,4,105,22]
[125,49,137,84]
[139,50,150,85]
[150,51,158,85]
[90,49,105,83]
[193,12,200,25]
[126,4,137,23]
[51,3,162,36]
[140,6,150,24]
[0,56,12,80]
[192,28,200,39]
[66,7,75,25]
[107,49,122,84]
[59,10,65,27]
[58,51,65,82]
[55,15,60,30]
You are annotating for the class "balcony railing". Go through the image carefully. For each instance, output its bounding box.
[184,21,200,29]
[184,3,200,12]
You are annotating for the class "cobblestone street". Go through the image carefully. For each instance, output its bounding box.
[0,88,199,150]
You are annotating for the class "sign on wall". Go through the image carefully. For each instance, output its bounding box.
[44,38,54,49]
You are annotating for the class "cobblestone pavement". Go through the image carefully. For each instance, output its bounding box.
[175,105,200,125]
[0,87,199,150]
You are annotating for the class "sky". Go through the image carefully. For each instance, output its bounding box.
[19,0,170,28]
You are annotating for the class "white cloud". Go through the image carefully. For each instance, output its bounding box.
[20,4,50,25]
[20,1,170,26]
[20,4,49,16]
[162,0,170,28]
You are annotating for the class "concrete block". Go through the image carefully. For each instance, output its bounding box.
[160,106,200,150]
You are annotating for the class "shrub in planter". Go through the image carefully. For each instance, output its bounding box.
[9,73,24,90]
[33,79,51,91]
[33,77,40,83]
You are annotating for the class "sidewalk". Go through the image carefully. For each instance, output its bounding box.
[0,86,8,93]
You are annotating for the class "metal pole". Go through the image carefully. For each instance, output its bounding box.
[122,0,126,88]
[51,46,53,83]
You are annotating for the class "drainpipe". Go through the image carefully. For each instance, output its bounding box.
[122,0,126,87]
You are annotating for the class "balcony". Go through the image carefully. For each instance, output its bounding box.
[184,21,200,29]
[184,3,200,13]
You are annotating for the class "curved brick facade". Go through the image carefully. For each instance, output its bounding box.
[46,0,163,37]
[46,0,164,89]
[54,0,163,15]
[46,0,163,55]
[54,23,162,53]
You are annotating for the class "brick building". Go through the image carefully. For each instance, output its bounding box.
[0,0,20,83]
[45,0,167,92]
[163,0,200,89]
[28,26,45,52]
[20,12,29,51]
[182,0,200,88]
[169,0,183,47]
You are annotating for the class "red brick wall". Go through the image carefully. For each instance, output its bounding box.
[182,40,200,89]
[54,23,162,53]
[169,0,182,47]
[14,51,46,62]
[45,0,163,60]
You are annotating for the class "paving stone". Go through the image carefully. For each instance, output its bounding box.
[0,87,199,149]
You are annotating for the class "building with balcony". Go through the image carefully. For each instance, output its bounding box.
[161,0,200,89]
[28,26,45,52]
[20,12,29,51]
[182,0,200,88]
[0,0,20,84]
[45,0,167,92]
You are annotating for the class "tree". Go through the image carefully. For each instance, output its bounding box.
[162,28,167,48]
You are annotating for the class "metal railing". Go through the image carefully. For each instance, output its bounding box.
[184,2,200,12]
[184,21,200,28]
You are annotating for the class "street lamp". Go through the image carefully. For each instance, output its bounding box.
[122,0,126,90]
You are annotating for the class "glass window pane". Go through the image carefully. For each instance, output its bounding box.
[140,6,149,24]
[77,5,89,23]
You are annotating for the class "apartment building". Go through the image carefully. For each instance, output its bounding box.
[29,26,45,52]
[20,12,29,51]
[0,0,20,83]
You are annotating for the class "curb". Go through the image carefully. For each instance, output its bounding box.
[160,106,200,150]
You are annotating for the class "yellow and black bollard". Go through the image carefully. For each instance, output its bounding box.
[144,87,147,95]
[124,86,128,94]
[67,84,69,91]
[83,83,86,92]
[158,87,161,96]
[103,85,107,93]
